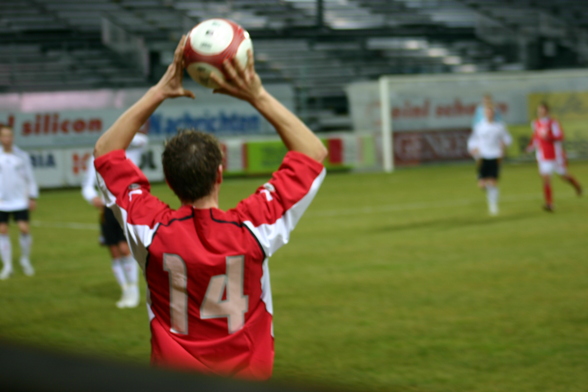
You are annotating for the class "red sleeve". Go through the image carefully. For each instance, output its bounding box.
[233,151,326,257]
[551,120,564,141]
[94,149,169,230]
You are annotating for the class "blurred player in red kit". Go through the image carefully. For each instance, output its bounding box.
[527,102,582,211]
[92,36,327,380]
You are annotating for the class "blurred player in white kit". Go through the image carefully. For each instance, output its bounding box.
[0,125,38,280]
[82,132,148,307]
[468,105,512,215]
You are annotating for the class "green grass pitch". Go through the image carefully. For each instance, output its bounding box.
[0,160,587,392]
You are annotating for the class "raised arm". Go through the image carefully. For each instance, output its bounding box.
[94,36,194,158]
[211,52,328,163]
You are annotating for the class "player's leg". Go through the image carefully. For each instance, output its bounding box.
[558,168,582,196]
[485,159,500,216]
[0,213,12,280]
[538,160,554,211]
[102,207,130,308]
[477,159,499,215]
[118,241,140,308]
[108,244,130,308]
[485,178,499,216]
[541,175,554,211]
[15,211,34,276]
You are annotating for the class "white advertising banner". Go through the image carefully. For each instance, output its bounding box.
[345,81,525,132]
[0,84,294,149]
[29,149,66,188]
[63,147,94,186]
[346,70,588,133]
[137,143,165,183]
[0,104,272,149]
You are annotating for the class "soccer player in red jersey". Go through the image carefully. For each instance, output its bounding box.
[527,102,582,211]
[93,36,327,380]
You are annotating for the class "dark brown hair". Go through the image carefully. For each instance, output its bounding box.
[162,129,223,203]
[538,101,550,112]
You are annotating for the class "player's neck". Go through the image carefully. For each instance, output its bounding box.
[186,187,220,210]
[189,197,218,209]
[1,145,12,153]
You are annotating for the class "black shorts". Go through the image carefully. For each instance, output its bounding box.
[477,158,500,180]
[0,209,30,223]
[99,207,126,246]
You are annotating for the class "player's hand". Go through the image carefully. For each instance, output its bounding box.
[28,199,36,211]
[91,196,105,209]
[211,50,265,104]
[154,35,195,100]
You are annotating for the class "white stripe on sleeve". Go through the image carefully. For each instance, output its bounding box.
[244,168,326,257]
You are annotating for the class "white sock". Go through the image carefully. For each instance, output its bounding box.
[19,233,32,260]
[0,234,12,270]
[486,185,499,204]
[120,255,138,285]
[111,258,128,289]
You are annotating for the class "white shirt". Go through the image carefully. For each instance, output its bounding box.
[468,119,512,159]
[82,133,149,204]
[0,146,39,212]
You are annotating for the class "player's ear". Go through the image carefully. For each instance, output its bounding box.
[216,164,223,185]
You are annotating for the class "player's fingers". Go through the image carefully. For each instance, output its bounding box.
[247,50,255,71]
[210,73,238,94]
[232,57,246,79]
[222,60,238,81]
[183,89,195,99]
[222,61,247,91]
[174,35,187,62]
[230,58,248,89]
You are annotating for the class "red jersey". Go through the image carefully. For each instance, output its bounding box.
[95,150,325,380]
[530,118,566,162]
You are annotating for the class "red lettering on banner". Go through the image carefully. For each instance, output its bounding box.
[72,153,92,175]
[34,115,41,134]
[16,113,104,136]
[391,100,430,119]
[435,99,477,117]
[88,119,102,131]
[61,120,69,133]
[393,129,471,166]
[23,122,32,135]
[0,115,15,128]
[73,120,85,133]
[496,102,508,114]
[52,114,59,133]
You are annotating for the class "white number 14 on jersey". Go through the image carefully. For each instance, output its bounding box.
[163,254,249,335]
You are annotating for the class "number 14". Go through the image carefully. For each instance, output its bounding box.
[163,254,249,335]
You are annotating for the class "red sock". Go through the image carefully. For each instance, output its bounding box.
[543,183,553,205]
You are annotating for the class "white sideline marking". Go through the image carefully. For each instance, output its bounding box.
[31,221,98,230]
[309,193,547,217]
[29,192,576,228]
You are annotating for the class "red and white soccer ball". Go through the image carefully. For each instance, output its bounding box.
[183,18,253,89]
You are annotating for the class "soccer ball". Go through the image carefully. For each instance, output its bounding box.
[183,18,253,89]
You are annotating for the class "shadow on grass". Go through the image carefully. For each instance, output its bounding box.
[369,211,535,233]
[82,282,119,300]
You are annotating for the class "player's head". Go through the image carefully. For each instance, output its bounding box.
[484,105,495,121]
[537,102,549,118]
[162,129,223,203]
[482,94,493,106]
[0,125,14,150]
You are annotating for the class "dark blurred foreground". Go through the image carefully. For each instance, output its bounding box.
[0,340,333,392]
